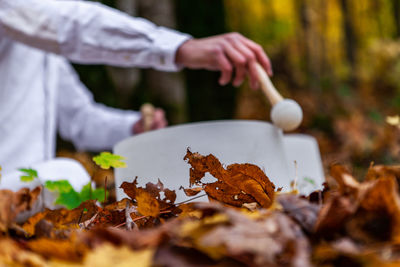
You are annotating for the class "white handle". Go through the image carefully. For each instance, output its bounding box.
[255,63,283,106]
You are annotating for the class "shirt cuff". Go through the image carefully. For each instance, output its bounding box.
[121,111,141,137]
[150,26,192,72]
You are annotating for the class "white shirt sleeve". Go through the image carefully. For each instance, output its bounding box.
[0,0,191,71]
[56,58,141,151]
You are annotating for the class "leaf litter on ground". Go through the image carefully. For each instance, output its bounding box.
[3,150,400,266]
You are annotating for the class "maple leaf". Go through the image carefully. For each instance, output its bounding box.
[136,190,160,217]
[121,178,176,217]
[184,149,275,208]
[45,180,105,209]
[93,152,126,169]
[45,180,73,193]
[19,168,38,182]
[204,181,257,207]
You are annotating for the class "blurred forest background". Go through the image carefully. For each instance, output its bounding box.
[66,0,400,176]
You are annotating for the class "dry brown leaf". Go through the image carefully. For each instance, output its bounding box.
[316,165,400,244]
[27,236,88,262]
[180,186,203,197]
[330,165,360,194]
[365,165,400,195]
[314,192,358,235]
[184,149,275,208]
[348,177,400,243]
[136,190,160,217]
[0,186,41,232]
[104,198,134,211]
[0,238,46,267]
[277,194,320,234]
[204,181,256,207]
[312,240,386,267]
[45,200,100,227]
[120,178,139,200]
[121,178,176,217]
[22,212,47,237]
[176,202,311,267]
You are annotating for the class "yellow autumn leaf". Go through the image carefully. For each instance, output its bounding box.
[136,190,160,217]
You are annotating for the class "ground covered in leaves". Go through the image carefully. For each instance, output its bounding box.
[3,150,400,266]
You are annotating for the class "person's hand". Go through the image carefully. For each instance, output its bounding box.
[175,33,273,89]
[132,107,167,134]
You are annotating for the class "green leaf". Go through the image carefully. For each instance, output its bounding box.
[45,180,74,193]
[45,180,107,209]
[19,168,38,182]
[79,182,106,203]
[92,188,106,203]
[55,190,82,210]
[79,182,92,201]
[93,152,126,169]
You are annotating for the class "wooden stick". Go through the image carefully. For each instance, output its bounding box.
[140,103,155,132]
[254,63,283,106]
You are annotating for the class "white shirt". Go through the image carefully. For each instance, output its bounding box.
[0,0,191,175]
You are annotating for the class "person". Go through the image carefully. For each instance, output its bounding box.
[0,0,273,177]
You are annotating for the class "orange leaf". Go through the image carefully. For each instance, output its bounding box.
[180,186,203,197]
[184,149,275,208]
[0,186,41,232]
[136,189,160,217]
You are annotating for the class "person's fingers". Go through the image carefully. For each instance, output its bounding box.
[230,39,260,89]
[215,49,233,86]
[239,36,273,76]
[222,41,247,87]
[152,109,168,130]
[132,119,144,134]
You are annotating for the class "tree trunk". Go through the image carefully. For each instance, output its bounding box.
[392,0,400,38]
[339,0,357,70]
[296,0,321,91]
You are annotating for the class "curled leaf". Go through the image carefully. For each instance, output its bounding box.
[184,149,275,208]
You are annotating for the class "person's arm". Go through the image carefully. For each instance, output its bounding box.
[0,0,190,71]
[0,0,273,87]
[56,58,141,151]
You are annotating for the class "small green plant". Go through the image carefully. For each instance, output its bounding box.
[18,167,106,210]
[45,180,105,210]
[19,168,38,182]
[93,152,126,169]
